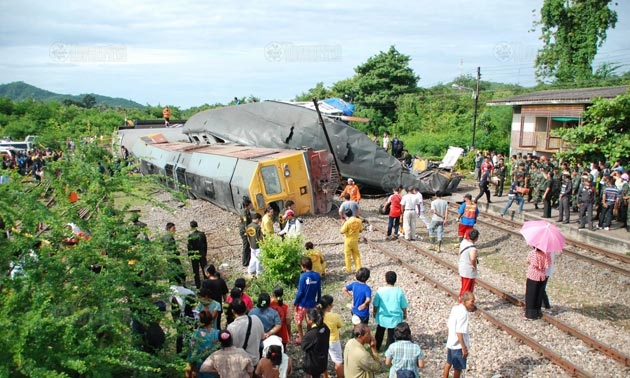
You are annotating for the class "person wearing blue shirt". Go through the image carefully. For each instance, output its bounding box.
[293,257,321,345]
[342,267,372,324]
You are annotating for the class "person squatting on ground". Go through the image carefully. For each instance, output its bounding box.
[429,190,448,252]
[305,241,327,277]
[293,257,322,345]
[343,267,372,324]
[458,229,479,301]
[239,199,253,267]
[340,208,363,272]
[344,323,381,378]
[400,187,422,241]
[373,271,408,352]
[456,194,478,243]
[385,186,403,240]
[385,322,425,378]
[443,292,477,378]
[187,220,208,289]
[301,307,330,378]
[246,213,264,276]
[320,295,344,378]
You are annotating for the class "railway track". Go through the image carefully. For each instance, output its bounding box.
[447,203,630,277]
[364,222,630,376]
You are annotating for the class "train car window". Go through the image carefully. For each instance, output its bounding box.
[260,165,282,195]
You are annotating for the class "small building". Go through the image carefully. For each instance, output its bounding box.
[487,85,629,157]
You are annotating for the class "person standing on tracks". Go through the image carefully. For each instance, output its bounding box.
[456,194,478,243]
[429,190,448,252]
[162,106,171,126]
[500,177,525,217]
[525,247,551,320]
[400,187,421,241]
[339,193,361,221]
[474,168,492,205]
[340,208,363,272]
[385,186,403,240]
[442,291,477,378]
[239,199,253,267]
[187,220,208,289]
[458,229,479,300]
[340,178,361,203]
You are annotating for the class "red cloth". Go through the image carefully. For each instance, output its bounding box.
[388,193,402,217]
[460,277,476,300]
[270,300,290,345]
[526,249,550,281]
[458,224,473,238]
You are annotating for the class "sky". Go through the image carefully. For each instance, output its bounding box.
[1,0,629,108]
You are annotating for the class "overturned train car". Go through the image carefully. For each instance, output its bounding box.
[133,134,337,216]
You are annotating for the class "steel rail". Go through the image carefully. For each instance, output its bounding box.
[364,234,593,377]
[368,223,630,368]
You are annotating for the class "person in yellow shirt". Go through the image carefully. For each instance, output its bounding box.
[340,209,362,273]
[305,241,326,277]
[340,178,361,203]
[320,294,344,378]
[261,206,275,237]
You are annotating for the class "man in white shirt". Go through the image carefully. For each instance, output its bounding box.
[227,299,265,366]
[414,189,430,229]
[400,187,421,241]
[442,292,477,378]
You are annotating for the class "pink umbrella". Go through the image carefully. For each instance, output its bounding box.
[519,220,565,253]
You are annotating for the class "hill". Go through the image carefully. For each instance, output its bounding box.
[0,81,145,109]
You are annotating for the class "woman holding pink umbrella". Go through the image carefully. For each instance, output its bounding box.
[519,220,564,320]
[525,247,551,319]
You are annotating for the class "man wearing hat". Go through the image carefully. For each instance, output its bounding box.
[340,178,361,203]
[277,209,302,237]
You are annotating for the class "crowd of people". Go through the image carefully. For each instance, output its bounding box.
[471,151,629,232]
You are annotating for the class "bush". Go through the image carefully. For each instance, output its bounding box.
[259,236,305,287]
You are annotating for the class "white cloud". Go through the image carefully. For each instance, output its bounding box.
[0,0,629,107]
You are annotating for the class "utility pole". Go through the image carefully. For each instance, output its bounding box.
[472,66,481,149]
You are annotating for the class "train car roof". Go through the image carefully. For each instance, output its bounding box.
[149,141,305,161]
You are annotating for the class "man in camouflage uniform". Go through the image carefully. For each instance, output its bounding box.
[571,167,582,212]
[529,163,542,208]
[240,199,253,267]
[494,158,507,197]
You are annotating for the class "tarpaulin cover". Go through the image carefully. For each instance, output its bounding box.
[322,98,355,116]
[182,101,459,193]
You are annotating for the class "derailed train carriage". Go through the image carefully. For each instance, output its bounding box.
[133,133,337,216]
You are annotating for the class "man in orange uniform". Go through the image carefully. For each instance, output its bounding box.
[340,208,363,273]
[163,107,171,126]
[340,178,361,203]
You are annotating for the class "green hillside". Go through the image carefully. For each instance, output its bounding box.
[0,81,145,109]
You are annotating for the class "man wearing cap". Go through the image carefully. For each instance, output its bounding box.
[400,187,422,241]
[187,220,208,289]
[277,209,302,237]
[340,178,361,203]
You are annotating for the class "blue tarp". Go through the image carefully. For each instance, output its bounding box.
[322,98,355,116]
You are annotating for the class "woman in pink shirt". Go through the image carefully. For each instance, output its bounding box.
[524,248,551,320]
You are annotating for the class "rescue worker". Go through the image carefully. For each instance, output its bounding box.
[340,178,361,203]
[162,107,171,126]
[340,208,363,273]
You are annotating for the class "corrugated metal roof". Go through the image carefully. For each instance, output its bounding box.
[487,85,629,106]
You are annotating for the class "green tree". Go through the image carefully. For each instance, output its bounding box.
[534,0,618,83]
[0,144,185,376]
[294,82,332,101]
[555,90,630,164]
[82,94,97,109]
[353,46,419,130]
